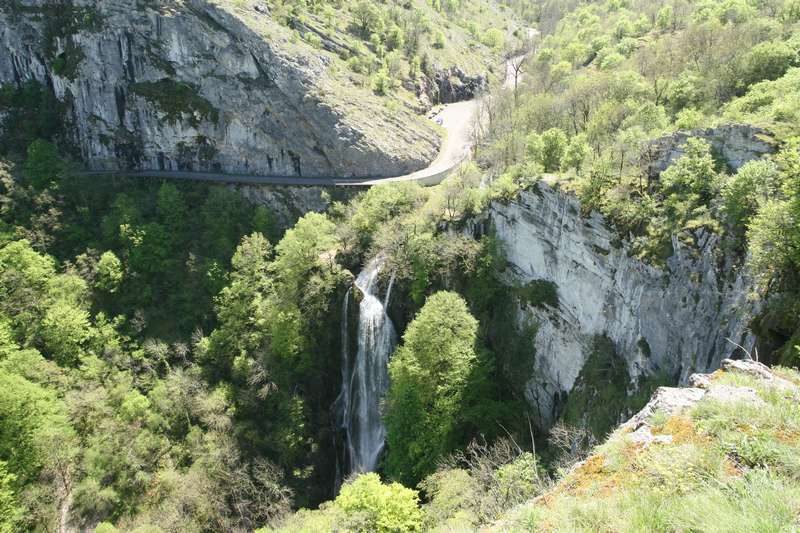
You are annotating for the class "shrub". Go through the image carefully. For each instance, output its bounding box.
[335,473,423,533]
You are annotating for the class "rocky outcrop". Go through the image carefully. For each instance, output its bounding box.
[646,124,776,177]
[414,66,487,108]
[486,183,759,429]
[0,0,440,178]
[432,66,487,104]
[621,359,796,446]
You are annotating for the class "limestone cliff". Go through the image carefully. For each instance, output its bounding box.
[0,0,440,177]
[485,183,759,429]
[646,124,776,177]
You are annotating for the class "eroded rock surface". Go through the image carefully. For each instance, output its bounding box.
[646,124,776,176]
[0,0,440,178]
[485,183,760,428]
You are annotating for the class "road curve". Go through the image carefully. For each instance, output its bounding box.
[80,99,478,188]
[80,51,529,188]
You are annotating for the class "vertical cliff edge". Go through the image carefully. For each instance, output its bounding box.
[0,0,442,178]
[484,181,759,430]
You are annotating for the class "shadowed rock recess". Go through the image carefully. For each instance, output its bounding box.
[483,182,759,430]
[0,0,440,177]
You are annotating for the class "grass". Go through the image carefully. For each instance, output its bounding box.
[499,365,800,532]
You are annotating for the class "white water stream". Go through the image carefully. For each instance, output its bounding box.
[335,258,397,477]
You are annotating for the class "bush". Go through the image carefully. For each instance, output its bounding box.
[372,68,392,95]
[739,41,797,93]
[335,473,423,533]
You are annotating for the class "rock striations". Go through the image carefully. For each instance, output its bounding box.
[486,182,760,429]
[0,0,441,178]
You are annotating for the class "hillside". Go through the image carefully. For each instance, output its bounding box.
[1,0,800,531]
[491,359,800,531]
[0,0,523,178]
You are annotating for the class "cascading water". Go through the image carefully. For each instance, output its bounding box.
[334,257,397,481]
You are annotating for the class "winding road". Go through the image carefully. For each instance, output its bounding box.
[82,54,527,188]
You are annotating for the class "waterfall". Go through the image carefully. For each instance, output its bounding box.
[335,257,398,480]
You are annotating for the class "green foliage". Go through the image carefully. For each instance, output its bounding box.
[722,159,781,234]
[527,128,568,172]
[747,139,800,285]
[481,28,505,50]
[334,473,422,533]
[421,441,546,529]
[748,199,797,282]
[371,68,392,95]
[267,473,422,533]
[131,80,219,126]
[23,140,64,189]
[0,367,75,487]
[0,82,66,158]
[738,41,798,93]
[39,298,92,366]
[660,138,719,202]
[96,251,124,293]
[725,68,800,137]
[385,291,478,485]
[0,461,20,533]
[562,335,631,438]
[516,279,559,309]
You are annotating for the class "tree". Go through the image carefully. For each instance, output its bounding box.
[747,200,797,282]
[0,461,20,533]
[660,138,718,201]
[39,299,92,366]
[722,160,781,232]
[481,28,505,50]
[528,128,568,172]
[334,473,422,533]
[739,41,796,93]
[385,292,478,485]
[561,133,589,171]
[507,55,526,105]
[22,140,63,190]
[156,182,188,234]
[433,30,446,49]
[372,68,392,95]
[206,232,274,373]
[95,251,124,293]
[0,369,75,487]
[271,212,338,302]
[352,1,381,39]
[746,139,800,282]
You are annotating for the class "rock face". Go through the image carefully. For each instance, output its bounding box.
[431,66,487,104]
[620,358,795,446]
[0,0,440,178]
[646,124,775,177]
[236,183,358,229]
[487,183,760,429]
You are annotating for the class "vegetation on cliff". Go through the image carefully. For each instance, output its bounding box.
[1,0,800,530]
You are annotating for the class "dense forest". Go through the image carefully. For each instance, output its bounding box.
[1,0,800,531]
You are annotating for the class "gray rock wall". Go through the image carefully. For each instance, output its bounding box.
[0,0,440,178]
[488,183,759,428]
[647,124,775,176]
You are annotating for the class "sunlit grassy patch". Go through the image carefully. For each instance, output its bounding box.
[498,364,800,532]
